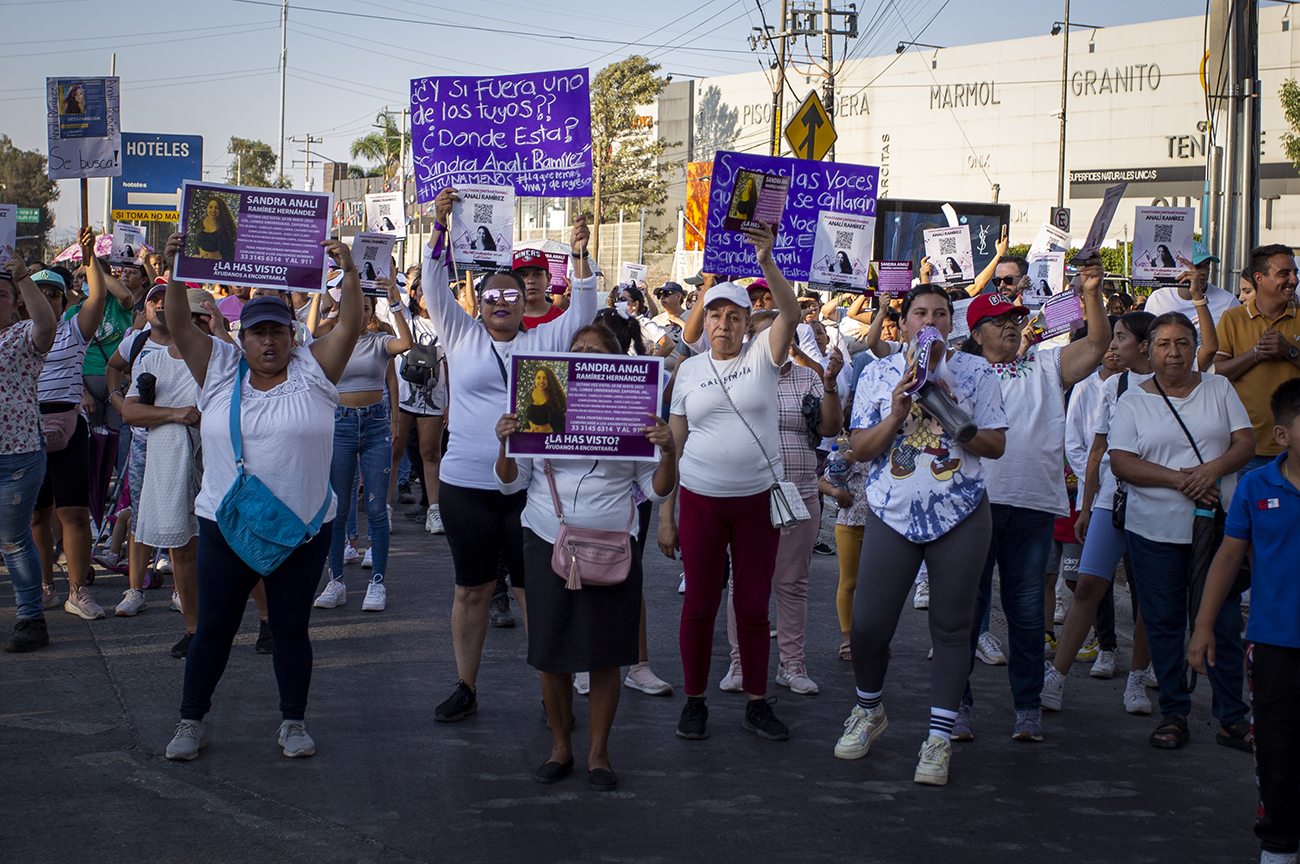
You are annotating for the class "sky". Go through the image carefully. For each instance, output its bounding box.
[0,0,1239,243]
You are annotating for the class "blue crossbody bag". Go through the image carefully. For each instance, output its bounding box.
[216,358,333,576]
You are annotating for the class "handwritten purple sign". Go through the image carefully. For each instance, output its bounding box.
[410,69,593,202]
[702,150,879,281]
[507,352,663,461]
[174,181,330,293]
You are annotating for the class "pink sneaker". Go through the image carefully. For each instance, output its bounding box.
[65,586,106,620]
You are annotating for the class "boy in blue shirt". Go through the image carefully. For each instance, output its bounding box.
[1190,378,1300,864]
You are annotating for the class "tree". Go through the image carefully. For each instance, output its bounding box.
[695,85,740,161]
[0,135,58,259]
[589,56,682,254]
[1280,79,1300,176]
[226,137,290,187]
[350,112,408,181]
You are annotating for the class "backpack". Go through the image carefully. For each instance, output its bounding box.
[400,338,441,388]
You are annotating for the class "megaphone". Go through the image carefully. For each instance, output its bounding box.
[905,326,977,444]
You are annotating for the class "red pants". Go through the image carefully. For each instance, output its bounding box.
[678,487,780,696]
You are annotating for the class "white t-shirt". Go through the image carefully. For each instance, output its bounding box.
[193,337,339,526]
[37,318,89,404]
[1143,283,1238,332]
[1091,370,1154,511]
[1108,373,1252,544]
[980,345,1070,517]
[671,332,783,497]
[497,457,668,545]
[1064,370,1106,478]
[635,314,668,355]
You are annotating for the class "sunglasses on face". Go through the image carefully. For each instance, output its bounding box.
[993,275,1019,287]
[983,312,1027,329]
[480,287,522,305]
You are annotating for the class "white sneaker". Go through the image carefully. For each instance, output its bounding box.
[776,660,819,695]
[976,632,1007,666]
[914,735,951,786]
[314,579,346,609]
[913,579,929,609]
[362,547,373,569]
[624,663,673,695]
[1090,650,1116,679]
[156,555,173,575]
[1053,596,1066,624]
[425,504,444,534]
[165,719,206,761]
[834,705,888,760]
[342,542,360,565]
[1041,663,1065,712]
[1124,670,1153,714]
[387,504,393,530]
[115,588,146,617]
[677,573,686,595]
[1143,664,1159,689]
[277,720,315,758]
[169,590,183,613]
[1260,851,1298,864]
[362,581,386,611]
[573,671,590,695]
[64,586,106,620]
[718,658,744,692]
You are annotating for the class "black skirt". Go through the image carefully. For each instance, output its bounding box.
[523,527,643,674]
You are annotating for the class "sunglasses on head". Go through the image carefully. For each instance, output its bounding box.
[993,275,1019,287]
[480,287,522,305]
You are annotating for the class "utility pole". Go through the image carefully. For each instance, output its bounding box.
[822,0,835,161]
[771,0,789,156]
[759,2,856,160]
[1207,0,1260,288]
[290,136,323,191]
[1056,0,1069,209]
[277,0,288,185]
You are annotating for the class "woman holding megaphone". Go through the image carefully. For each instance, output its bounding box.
[834,283,1008,787]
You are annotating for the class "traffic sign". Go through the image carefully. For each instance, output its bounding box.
[1050,207,1071,232]
[784,91,837,162]
[16,208,39,223]
[111,132,203,222]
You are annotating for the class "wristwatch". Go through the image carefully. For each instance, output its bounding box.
[1289,345,1299,360]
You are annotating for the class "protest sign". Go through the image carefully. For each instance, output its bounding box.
[1027,222,1072,260]
[876,261,913,295]
[1032,290,1085,342]
[545,252,568,291]
[949,297,975,342]
[450,184,514,273]
[1132,206,1195,287]
[507,352,664,461]
[1023,252,1066,307]
[364,192,404,236]
[0,204,16,264]
[1076,182,1128,259]
[619,262,647,285]
[46,77,121,180]
[109,224,146,264]
[173,181,332,293]
[701,150,878,280]
[808,211,875,293]
[410,69,592,201]
[724,170,790,233]
[924,226,974,286]
[352,232,397,296]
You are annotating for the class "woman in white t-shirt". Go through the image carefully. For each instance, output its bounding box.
[954,261,1110,745]
[660,223,800,743]
[161,233,365,762]
[390,274,448,534]
[1109,312,1255,751]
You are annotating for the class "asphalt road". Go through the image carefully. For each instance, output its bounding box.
[1,498,1259,864]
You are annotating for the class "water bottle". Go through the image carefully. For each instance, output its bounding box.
[826,444,849,490]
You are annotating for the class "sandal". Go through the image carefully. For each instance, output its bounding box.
[1149,714,1189,750]
[1216,719,1253,752]
[839,641,852,661]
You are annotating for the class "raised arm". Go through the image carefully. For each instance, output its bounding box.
[81,231,134,313]
[5,253,56,352]
[309,239,365,385]
[162,232,213,386]
[74,227,109,342]
[682,273,717,345]
[382,272,414,355]
[1058,258,1110,389]
[967,226,1009,297]
[1175,257,1220,369]
[533,216,599,348]
[747,223,799,360]
[865,301,893,358]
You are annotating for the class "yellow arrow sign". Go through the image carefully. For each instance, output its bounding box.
[783,91,837,161]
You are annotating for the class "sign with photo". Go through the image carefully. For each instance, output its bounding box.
[0,204,16,264]
[109,223,147,265]
[808,211,875,293]
[619,262,648,284]
[923,226,974,286]
[364,192,404,236]
[1132,206,1195,288]
[449,184,514,273]
[46,77,121,180]
[1023,252,1066,307]
[352,232,397,296]
[1027,222,1072,260]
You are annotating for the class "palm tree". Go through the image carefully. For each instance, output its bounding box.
[349,111,408,181]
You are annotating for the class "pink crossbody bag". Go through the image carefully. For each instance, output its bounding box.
[544,460,634,591]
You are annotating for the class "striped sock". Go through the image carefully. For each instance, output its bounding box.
[929,707,958,744]
[856,688,883,713]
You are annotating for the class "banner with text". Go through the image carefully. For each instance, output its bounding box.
[352,232,397,295]
[808,211,875,293]
[0,204,16,264]
[450,184,515,273]
[47,77,121,180]
[364,192,404,236]
[1132,206,1195,288]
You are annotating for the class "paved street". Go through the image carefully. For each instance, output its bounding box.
[2,502,1259,863]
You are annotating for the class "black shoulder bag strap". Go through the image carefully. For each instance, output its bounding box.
[490,345,508,387]
[1150,377,1205,464]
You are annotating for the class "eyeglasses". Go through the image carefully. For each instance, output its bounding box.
[993,275,1019,287]
[982,312,1027,329]
[653,290,675,298]
[480,287,522,305]
[40,288,64,300]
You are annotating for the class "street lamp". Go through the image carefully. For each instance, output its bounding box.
[1051,3,1105,210]
[896,40,944,54]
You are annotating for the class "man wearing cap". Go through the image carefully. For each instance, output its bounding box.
[514,248,565,329]
[1143,240,1239,333]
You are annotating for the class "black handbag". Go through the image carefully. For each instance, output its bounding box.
[400,339,441,388]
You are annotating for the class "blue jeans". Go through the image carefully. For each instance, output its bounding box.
[328,403,391,581]
[1,450,47,620]
[1238,454,1272,480]
[966,504,1055,711]
[1125,530,1248,724]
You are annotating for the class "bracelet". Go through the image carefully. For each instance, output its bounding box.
[1192,299,1209,307]
[570,251,589,259]
[1254,346,1260,364]
[824,386,839,395]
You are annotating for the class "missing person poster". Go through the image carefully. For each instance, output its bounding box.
[724,169,790,233]
[46,77,121,180]
[109,223,146,265]
[876,261,913,295]
[173,180,332,293]
[1076,182,1128,259]
[1132,206,1195,288]
[1023,252,1066,307]
[1027,222,1072,260]
[507,352,664,461]
[923,226,973,286]
[808,211,875,293]
[352,232,397,296]
[1032,290,1085,342]
[619,262,648,285]
[364,192,404,236]
[0,204,16,264]
[450,184,514,273]
[545,252,568,291]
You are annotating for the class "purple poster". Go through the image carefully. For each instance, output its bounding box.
[174,181,332,293]
[410,69,593,203]
[507,352,664,461]
[876,261,913,295]
[702,150,879,281]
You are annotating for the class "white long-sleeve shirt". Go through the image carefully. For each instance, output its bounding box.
[423,244,599,490]
[496,457,667,545]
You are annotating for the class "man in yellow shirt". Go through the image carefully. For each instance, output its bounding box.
[1215,244,1300,475]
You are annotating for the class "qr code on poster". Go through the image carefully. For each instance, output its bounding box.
[378,202,392,216]
[938,236,958,255]
[473,204,493,224]
[362,244,379,262]
[1153,224,1173,244]
[834,230,853,250]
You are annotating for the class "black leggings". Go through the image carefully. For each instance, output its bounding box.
[180,518,331,722]
[439,481,526,588]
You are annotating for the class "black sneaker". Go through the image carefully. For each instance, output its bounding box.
[489,594,515,628]
[676,697,709,740]
[255,620,273,654]
[398,484,416,505]
[435,680,478,722]
[171,632,193,659]
[743,697,790,741]
[4,618,49,653]
[812,541,835,556]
